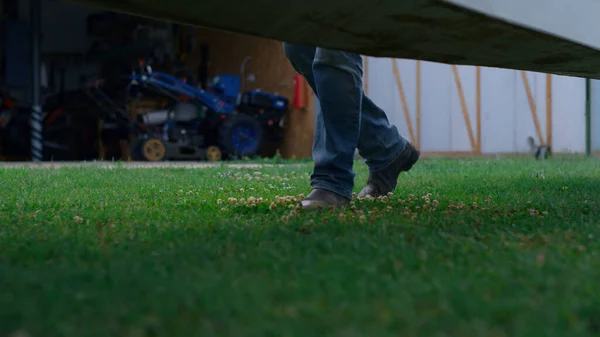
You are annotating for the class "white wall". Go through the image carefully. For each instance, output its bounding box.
[365,57,588,154]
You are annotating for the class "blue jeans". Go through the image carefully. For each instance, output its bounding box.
[283,43,408,200]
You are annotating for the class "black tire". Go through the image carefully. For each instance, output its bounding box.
[129,138,144,161]
[218,113,263,158]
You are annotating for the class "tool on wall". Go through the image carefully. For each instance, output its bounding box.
[293,74,306,109]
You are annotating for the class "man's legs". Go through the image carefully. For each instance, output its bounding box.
[282,44,350,208]
[282,43,419,206]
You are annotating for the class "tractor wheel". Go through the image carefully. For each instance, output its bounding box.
[140,137,166,161]
[218,113,263,159]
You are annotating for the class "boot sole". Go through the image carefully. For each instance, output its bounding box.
[357,145,421,199]
[398,145,421,173]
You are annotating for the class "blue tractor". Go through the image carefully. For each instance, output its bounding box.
[88,61,288,161]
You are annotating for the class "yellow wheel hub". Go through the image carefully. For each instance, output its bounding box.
[142,138,166,161]
[206,146,222,161]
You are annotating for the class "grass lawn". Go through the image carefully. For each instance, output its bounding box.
[1,156,600,337]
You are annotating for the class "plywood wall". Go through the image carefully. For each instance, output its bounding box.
[187,28,315,159]
[366,57,588,154]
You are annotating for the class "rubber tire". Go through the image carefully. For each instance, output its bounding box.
[218,113,263,159]
[129,138,144,161]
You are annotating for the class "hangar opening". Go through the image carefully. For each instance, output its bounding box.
[0,0,315,162]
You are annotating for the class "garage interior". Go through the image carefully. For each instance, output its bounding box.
[0,0,315,162]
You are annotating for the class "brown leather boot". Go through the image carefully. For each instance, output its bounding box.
[299,188,351,211]
[358,142,420,199]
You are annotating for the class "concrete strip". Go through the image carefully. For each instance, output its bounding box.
[0,161,307,169]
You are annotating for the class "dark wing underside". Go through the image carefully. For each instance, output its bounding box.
[66,0,600,79]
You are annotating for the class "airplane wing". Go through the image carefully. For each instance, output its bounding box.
[65,0,600,78]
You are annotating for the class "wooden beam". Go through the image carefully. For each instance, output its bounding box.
[391,59,416,145]
[546,74,553,150]
[520,70,545,145]
[476,66,482,153]
[416,60,422,150]
[451,65,477,151]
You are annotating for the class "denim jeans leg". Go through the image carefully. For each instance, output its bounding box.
[282,43,408,198]
[283,43,359,199]
[357,96,408,172]
[310,47,363,199]
[282,43,316,82]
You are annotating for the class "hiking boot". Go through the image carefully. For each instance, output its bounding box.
[299,188,351,211]
[357,142,420,199]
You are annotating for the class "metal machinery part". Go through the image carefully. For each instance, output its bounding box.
[218,113,263,158]
[527,136,551,160]
[85,62,286,162]
[129,66,268,160]
[535,146,550,160]
[162,142,205,160]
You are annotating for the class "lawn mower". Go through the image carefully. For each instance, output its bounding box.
[87,60,288,161]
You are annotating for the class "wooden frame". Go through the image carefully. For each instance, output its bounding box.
[520,71,553,149]
[391,59,417,145]
[476,67,482,153]
[451,65,481,153]
[520,70,545,146]
[388,60,482,153]
[372,57,556,156]
[416,61,422,150]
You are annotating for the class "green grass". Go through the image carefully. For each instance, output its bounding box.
[1,157,600,337]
